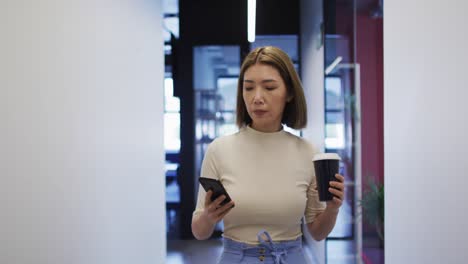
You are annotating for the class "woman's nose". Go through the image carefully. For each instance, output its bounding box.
[253,89,264,104]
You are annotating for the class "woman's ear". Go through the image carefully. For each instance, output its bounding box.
[287,95,293,103]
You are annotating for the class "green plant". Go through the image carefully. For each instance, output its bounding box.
[360,179,384,244]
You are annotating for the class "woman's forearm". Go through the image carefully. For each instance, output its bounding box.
[191,214,216,240]
[306,208,339,241]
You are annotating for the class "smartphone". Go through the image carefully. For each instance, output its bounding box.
[198,177,233,207]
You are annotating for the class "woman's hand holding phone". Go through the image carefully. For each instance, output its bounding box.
[201,190,235,226]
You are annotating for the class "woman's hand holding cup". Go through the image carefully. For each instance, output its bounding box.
[326,174,345,212]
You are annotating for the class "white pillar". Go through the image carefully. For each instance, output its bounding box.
[0,1,165,263]
[385,0,468,263]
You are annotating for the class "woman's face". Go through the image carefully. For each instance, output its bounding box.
[242,63,291,133]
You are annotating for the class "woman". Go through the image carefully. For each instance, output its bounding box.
[191,46,345,264]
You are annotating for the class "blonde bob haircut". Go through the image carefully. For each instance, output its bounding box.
[236,46,308,129]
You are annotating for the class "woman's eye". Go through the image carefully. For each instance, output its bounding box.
[266,87,276,91]
[244,87,253,91]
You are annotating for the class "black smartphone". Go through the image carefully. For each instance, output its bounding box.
[198,177,233,207]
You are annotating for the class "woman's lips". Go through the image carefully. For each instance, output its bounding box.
[253,110,267,116]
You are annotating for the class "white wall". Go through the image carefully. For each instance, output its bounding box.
[385,1,468,263]
[0,1,165,263]
[300,0,326,263]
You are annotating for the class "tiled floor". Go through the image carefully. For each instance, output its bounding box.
[167,239,223,264]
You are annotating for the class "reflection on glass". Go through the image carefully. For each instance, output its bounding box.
[217,77,238,111]
[251,35,299,64]
[164,113,180,152]
[325,76,345,150]
[193,45,241,235]
[324,32,359,262]
[284,125,301,137]
[326,77,344,110]
[165,78,180,112]
[164,77,181,152]
[329,186,354,238]
[326,123,345,149]
[217,112,237,136]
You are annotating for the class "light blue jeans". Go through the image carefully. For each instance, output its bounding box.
[217,230,308,264]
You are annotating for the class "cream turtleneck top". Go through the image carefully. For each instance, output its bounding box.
[193,125,325,244]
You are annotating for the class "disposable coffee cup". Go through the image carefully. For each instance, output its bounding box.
[313,153,341,201]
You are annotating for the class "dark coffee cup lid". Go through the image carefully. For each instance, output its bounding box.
[313,153,341,161]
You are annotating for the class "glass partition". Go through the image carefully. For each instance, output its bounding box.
[324,0,384,263]
[193,45,241,235]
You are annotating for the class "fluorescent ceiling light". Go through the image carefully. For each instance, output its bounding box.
[325,56,343,75]
[248,0,256,43]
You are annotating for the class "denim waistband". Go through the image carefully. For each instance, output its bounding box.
[222,230,302,264]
